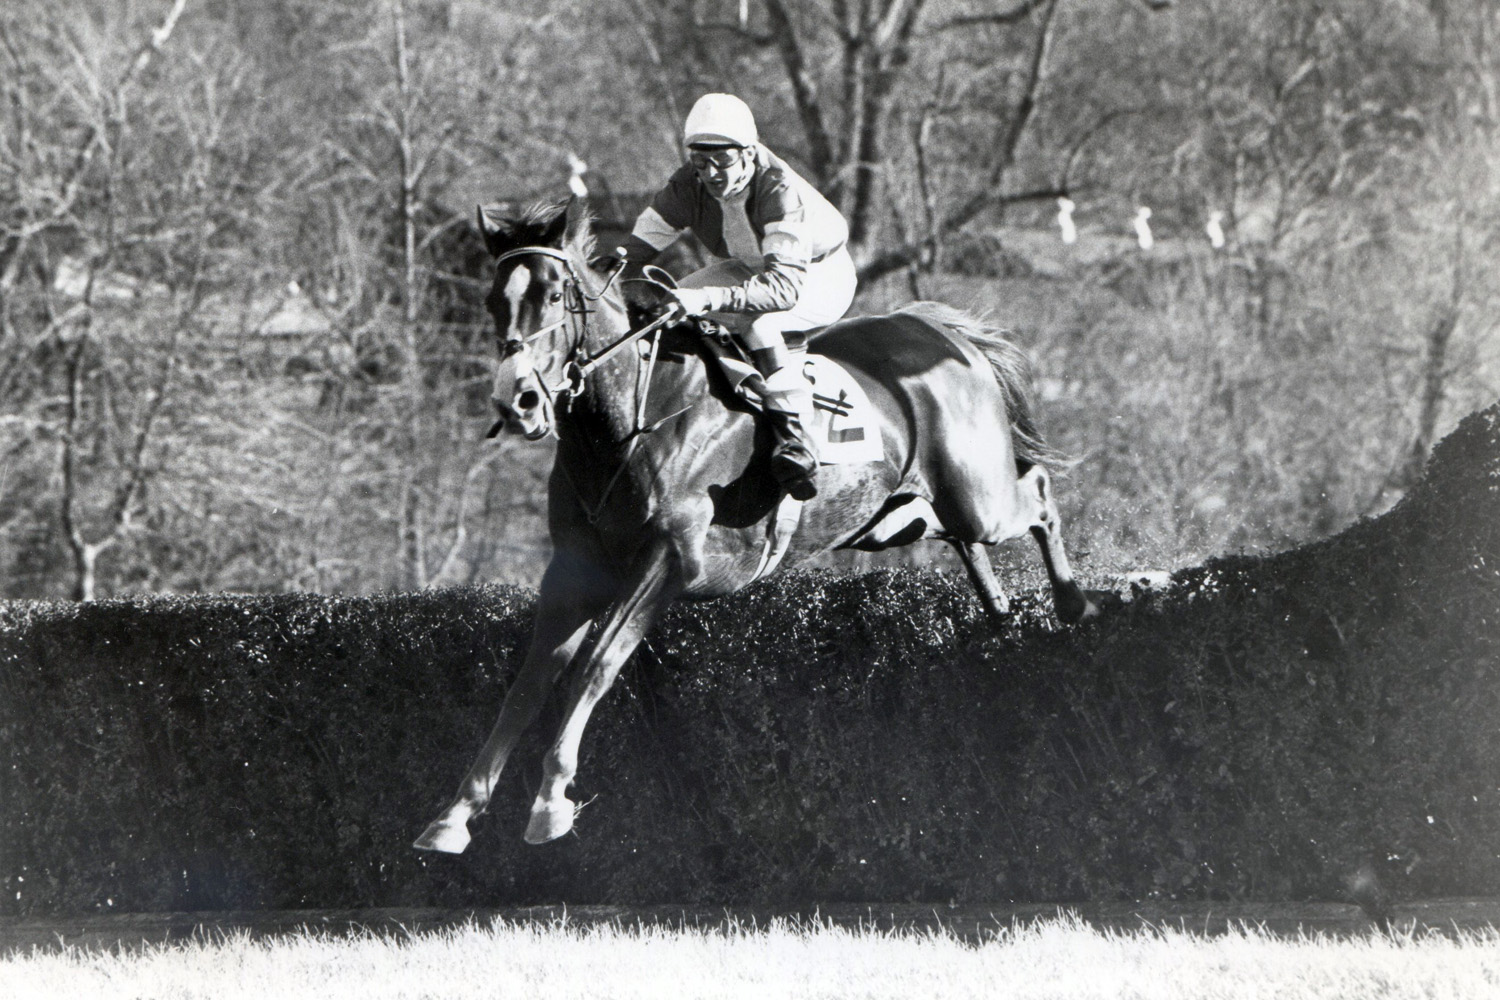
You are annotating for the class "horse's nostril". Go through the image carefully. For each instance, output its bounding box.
[517,390,540,411]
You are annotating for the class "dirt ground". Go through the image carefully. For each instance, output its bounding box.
[3,899,1498,954]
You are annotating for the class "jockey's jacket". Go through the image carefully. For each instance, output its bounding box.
[623,145,849,314]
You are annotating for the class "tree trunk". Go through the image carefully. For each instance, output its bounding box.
[1398,306,1458,487]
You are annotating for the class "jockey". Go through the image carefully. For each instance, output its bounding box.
[619,93,855,501]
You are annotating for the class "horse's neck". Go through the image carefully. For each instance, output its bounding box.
[559,371,637,453]
[558,334,702,456]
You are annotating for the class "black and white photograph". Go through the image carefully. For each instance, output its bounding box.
[2,0,1498,995]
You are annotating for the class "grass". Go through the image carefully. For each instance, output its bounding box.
[3,913,1497,1000]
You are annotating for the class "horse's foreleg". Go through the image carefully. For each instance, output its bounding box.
[1021,465,1100,624]
[413,565,605,854]
[525,546,677,844]
[949,539,1010,623]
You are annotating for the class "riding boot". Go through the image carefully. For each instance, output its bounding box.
[751,347,819,501]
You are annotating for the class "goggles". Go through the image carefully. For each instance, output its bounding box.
[688,147,745,172]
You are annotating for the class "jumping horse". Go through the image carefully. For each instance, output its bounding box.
[414,198,1098,853]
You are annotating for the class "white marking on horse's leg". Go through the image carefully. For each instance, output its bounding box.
[413,803,475,854]
[950,539,1010,622]
[751,497,804,582]
[525,548,677,845]
[1020,466,1099,624]
[414,561,601,853]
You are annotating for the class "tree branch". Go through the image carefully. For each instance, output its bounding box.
[423,443,505,588]
[622,0,685,157]
[930,0,1050,32]
[983,0,1058,193]
[855,185,1069,284]
[854,0,1064,274]
[1057,107,1144,191]
[108,327,179,532]
[120,0,190,95]
[0,1,192,301]
[764,0,838,187]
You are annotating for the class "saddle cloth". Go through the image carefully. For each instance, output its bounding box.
[800,354,885,466]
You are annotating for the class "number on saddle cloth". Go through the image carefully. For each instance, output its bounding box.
[801,356,883,464]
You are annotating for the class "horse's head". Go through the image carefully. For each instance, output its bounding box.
[478,198,621,439]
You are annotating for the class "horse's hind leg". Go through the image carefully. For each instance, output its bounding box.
[949,539,1010,623]
[1020,465,1099,624]
[526,545,678,844]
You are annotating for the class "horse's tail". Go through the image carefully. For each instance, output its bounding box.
[897,302,1073,473]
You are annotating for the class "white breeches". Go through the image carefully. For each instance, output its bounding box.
[679,247,857,351]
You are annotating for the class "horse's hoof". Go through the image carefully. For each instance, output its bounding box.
[413,819,471,854]
[982,605,1012,628]
[524,798,575,844]
[1057,585,1112,624]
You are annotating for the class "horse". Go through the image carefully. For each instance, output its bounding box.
[414,198,1099,853]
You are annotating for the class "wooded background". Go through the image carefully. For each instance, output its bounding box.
[2,0,1497,600]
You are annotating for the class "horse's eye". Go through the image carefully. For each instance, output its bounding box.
[500,339,523,358]
[548,291,564,305]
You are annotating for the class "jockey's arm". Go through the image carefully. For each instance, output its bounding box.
[620,206,681,269]
[700,252,807,313]
[695,228,810,314]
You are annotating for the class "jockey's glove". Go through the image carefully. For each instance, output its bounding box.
[667,287,718,318]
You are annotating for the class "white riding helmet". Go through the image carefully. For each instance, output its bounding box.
[683,93,758,148]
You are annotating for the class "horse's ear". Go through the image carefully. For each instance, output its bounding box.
[477,204,515,258]
[534,199,570,248]
[563,195,591,244]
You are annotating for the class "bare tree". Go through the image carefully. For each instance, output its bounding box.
[626,0,1168,285]
[2,0,1492,598]
[1392,0,1500,487]
[0,1,197,600]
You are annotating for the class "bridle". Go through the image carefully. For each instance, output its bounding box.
[490,245,675,403]
[488,245,690,522]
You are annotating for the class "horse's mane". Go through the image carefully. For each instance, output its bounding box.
[894,301,1073,472]
[520,199,599,268]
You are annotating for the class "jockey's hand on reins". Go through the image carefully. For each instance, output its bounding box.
[667,287,714,318]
